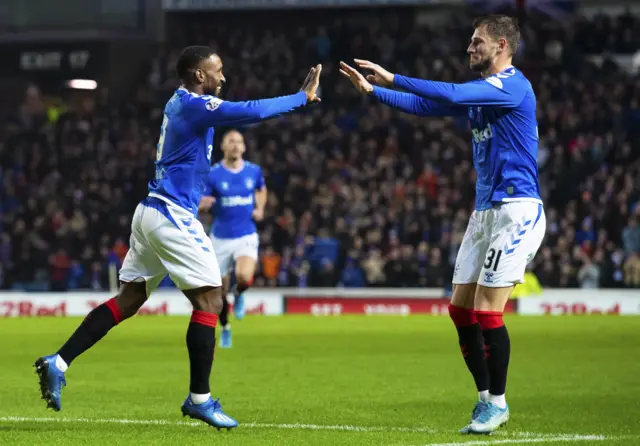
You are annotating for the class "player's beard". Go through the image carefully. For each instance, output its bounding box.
[203,82,221,97]
[470,56,492,74]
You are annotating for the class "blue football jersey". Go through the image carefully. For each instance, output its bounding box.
[207,161,265,239]
[148,87,306,214]
[372,66,542,211]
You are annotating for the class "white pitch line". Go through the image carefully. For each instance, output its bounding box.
[0,416,435,433]
[422,435,607,446]
[244,421,436,433]
[2,417,618,444]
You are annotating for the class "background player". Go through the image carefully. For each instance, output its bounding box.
[34,45,322,430]
[199,129,266,348]
[340,15,545,434]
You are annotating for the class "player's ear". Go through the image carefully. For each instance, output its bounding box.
[498,37,508,54]
[194,68,205,84]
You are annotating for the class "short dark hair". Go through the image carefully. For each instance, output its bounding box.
[473,15,520,56]
[176,45,217,83]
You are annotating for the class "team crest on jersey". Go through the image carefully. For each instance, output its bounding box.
[245,178,254,190]
[221,181,229,190]
[205,97,223,111]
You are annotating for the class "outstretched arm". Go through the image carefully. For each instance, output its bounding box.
[188,93,308,129]
[393,74,525,107]
[187,65,322,129]
[340,61,463,117]
[349,59,525,108]
[372,86,465,117]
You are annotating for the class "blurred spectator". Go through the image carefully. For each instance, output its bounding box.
[624,254,640,287]
[49,249,71,292]
[340,258,366,288]
[362,249,386,287]
[622,217,640,256]
[577,253,601,289]
[261,246,281,286]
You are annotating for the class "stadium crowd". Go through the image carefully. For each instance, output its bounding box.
[1,7,639,291]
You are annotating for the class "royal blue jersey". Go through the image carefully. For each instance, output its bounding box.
[207,161,265,239]
[372,66,542,211]
[148,87,306,214]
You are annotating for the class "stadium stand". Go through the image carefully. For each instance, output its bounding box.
[0,7,639,291]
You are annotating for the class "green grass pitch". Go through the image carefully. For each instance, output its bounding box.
[1,315,639,445]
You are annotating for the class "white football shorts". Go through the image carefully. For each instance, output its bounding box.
[452,201,546,288]
[210,233,259,277]
[119,196,222,295]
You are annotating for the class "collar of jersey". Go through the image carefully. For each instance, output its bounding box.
[221,160,245,174]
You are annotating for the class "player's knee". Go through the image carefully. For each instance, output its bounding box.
[473,284,512,312]
[189,286,224,315]
[450,283,476,309]
[235,272,254,289]
[115,281,148,319]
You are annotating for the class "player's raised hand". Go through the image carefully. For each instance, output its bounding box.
[301,64,323,104]
[339,61,373,95]
[354,59,394,88]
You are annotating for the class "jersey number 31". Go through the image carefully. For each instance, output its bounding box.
[157,114,169,161]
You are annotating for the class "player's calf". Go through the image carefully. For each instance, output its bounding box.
[449,303,490,397]
[181,286,237,428]
[36,282,147,411]
[232,266,254,321]
[474,285,512,411]
[450,284,493,433]
[476,310,510,409]
[183,286,224,405]
[217,275,232,347]
[449,284,491,433]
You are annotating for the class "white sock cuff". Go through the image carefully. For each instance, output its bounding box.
[190,392,211,405]
[55,354,69,373]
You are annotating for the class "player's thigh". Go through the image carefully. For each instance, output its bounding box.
[143,200,222,291]
[452,210,492,288]
[211,236,235,278]
[119,203,168,298]
[233,233,259,282]
[476,202,546,309]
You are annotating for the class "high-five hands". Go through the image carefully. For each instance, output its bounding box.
[340,59,395,94]
[301,64,323,103]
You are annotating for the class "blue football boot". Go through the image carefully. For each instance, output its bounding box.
[459,400,488,434]
[34,354,67,411]
[181,396,238,430]
[232,287,245,320]
[469,402,510,434]
[219,327,232,348]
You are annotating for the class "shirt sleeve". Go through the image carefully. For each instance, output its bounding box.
[393,72,527,108]
[184,92,308,129]
[255,167,266,190]
[371,86,466,117]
